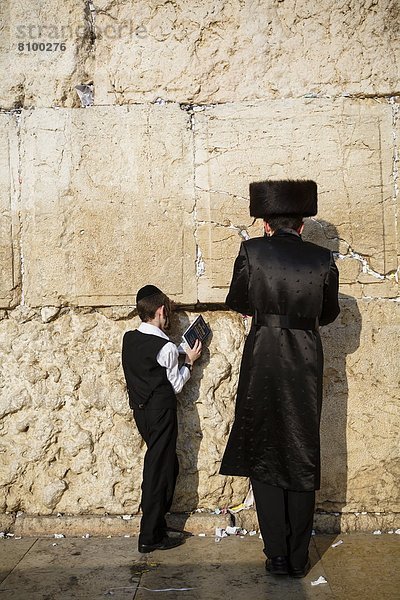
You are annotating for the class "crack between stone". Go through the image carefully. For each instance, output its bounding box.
[389,97,399,281]
[84,0,97,49]
[2,295,397,323]
[183,106,205,288]
[1,93,399,113]
[195,186,248,203]
[10,111,25,305]
[195,219,251,241]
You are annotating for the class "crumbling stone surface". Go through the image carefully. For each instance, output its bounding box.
[0,0,88,109]
[0,310,248,515]
[0,301,398,516]
[2,1,398,109]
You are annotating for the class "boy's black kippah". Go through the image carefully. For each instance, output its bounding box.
[136,285,164,304]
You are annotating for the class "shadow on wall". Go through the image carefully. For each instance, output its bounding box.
[303,219,362,538]
[166,311,212,515]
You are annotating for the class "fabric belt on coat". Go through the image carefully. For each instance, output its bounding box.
[254,312,319,330]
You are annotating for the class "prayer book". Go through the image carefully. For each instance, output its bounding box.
[182,315,211,349]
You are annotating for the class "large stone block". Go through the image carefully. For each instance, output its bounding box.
[91,0,399,105]
[0,0,89,109]
[19,105,196,306]
[194,99,397,301]
[0,113,19,308]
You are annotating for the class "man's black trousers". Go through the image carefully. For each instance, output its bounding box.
[251,478,315,569]
[133,406,179,545]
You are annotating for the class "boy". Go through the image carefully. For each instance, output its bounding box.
[122,285,201,552]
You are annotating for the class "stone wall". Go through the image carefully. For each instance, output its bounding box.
[0,0,399,529]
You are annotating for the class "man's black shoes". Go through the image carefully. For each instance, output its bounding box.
[138,535,184,553]
[289,559,311,578]
[265,556,289,575]
[266,556,311,578]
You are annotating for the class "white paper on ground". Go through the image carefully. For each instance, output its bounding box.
[225,526,240,535]
[215,527,228,538]
[311,576,328,586]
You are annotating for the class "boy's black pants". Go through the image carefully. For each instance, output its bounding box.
[133,406,179,545]
[251,478,315,569]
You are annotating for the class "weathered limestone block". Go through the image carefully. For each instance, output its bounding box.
[0,114,19,308]
[336,258,361,284]
[92,0,399,106]
[14,515,142,538]
[19,105,196,306]
[194,99,397,301]
[0,310,248,515]
[1,0,399,109]
[0,0,89,109]
[358,279,399,299]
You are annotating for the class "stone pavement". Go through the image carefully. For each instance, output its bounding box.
[0,533,398,600]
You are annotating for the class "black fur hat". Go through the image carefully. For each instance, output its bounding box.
[249,180,317,218]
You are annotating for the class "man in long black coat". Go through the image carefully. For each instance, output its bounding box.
[220,180,340,578]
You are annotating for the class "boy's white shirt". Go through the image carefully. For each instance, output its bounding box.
[138,322,190,394]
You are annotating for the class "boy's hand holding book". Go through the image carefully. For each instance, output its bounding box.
[185,339,202,368]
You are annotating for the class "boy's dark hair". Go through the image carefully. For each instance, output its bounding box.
[137,292,172,327]
[264,215,304,232]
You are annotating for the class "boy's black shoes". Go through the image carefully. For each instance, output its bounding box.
[138,536,184,553]
[289,559,311,578]
[265,556,289,575]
